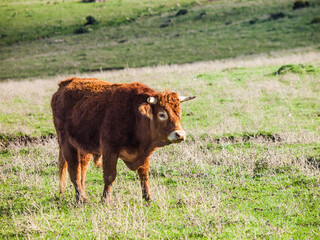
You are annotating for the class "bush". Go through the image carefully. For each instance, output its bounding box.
[175,9,188,17]
[274,64,319,75]
[84,16,98,25]
[195,11,206,20]
[310,17,320,24]
[74,26,89,34]
[293,0,310,10]
[269,12,285,20]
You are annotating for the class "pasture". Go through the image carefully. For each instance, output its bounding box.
[1,0,320,238]
[1,50,320,238]
[1,0,320,80]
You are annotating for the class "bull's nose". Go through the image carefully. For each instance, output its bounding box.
[168,130,186,142]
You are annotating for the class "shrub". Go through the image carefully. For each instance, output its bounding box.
[293,0,310,10]
[269,12,285,20]
[84,16,98,25]
[175,9,188,17]
[195,11,206,20]
[310,17,320,24]
[274,64,319,75]
[74,26,89,34]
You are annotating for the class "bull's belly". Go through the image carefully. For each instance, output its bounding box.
[119,147,139,163]
[67,132,101,155]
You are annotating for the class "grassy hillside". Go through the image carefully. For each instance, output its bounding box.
[1,0,320,80]
[1,51,320,238]
[0,0,201,45]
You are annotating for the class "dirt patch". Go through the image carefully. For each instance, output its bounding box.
[211,133,282,144]
[307,156,320,169]
[242,133,282,142]
[82,66,125,72]
[82,0,106,2]
[0,134,55,149]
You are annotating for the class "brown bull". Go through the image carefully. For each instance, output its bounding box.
[51,77,195,203]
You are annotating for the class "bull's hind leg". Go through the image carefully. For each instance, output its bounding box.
[101,147,118,203]
[80,152,91,194]
[62,141,87,203]
[58,149,68,196]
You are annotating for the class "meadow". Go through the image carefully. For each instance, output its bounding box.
[1,0,320,238]
[1,50,320,238]
[0,0,320,80]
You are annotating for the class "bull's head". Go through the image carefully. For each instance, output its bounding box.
[139,91,195,145]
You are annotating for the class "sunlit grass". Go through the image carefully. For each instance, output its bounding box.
[1,51,320,238]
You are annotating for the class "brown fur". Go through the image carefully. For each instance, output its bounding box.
[51,77,186,203]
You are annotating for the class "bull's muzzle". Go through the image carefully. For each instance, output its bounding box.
[168,130,186,143]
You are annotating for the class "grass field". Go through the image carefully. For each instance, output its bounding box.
[1,0,320,238]
[0,0,320,80]
[1,50,320,238]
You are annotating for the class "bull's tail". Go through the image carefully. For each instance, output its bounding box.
[58,149,68,196]
[93,154,102,168]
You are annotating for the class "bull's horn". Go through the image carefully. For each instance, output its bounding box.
[179,96,196,103]
[147,96,157,104]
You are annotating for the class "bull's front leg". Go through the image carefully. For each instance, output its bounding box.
[101,147,118,203]
[137,157,152,201]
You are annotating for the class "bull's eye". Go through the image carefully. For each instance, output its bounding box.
[158,111,168,121]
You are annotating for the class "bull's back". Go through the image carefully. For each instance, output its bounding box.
[52,77,112,112]
[51,77,155,152]
[51,77,113,150]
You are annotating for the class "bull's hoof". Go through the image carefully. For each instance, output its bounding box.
[142,193,152,201]
[76,195,88,204]
[101,195,112,204]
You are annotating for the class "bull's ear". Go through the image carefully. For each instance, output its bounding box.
[138,103,153,120]
[147,96,157,105]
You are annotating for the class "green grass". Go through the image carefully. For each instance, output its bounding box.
[1,62,319,140]
[1,55,320,238]
[1,139,320,238]
[0,94,54,140]
[0,0,200,45]
[1,0,320,237]
[1,0,320,80]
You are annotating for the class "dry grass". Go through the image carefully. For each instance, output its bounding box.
[1,47,319,93]
[1,134,319,238]
[1,48,320,137]
[1,49,320,238]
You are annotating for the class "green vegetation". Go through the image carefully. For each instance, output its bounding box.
[1,0,320,80]
[1,0,320,238]
[0,0,200,45]
[1,55,320,238]
[274,64,319,75]
[1,140,320,238]
[1,61,319,141]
